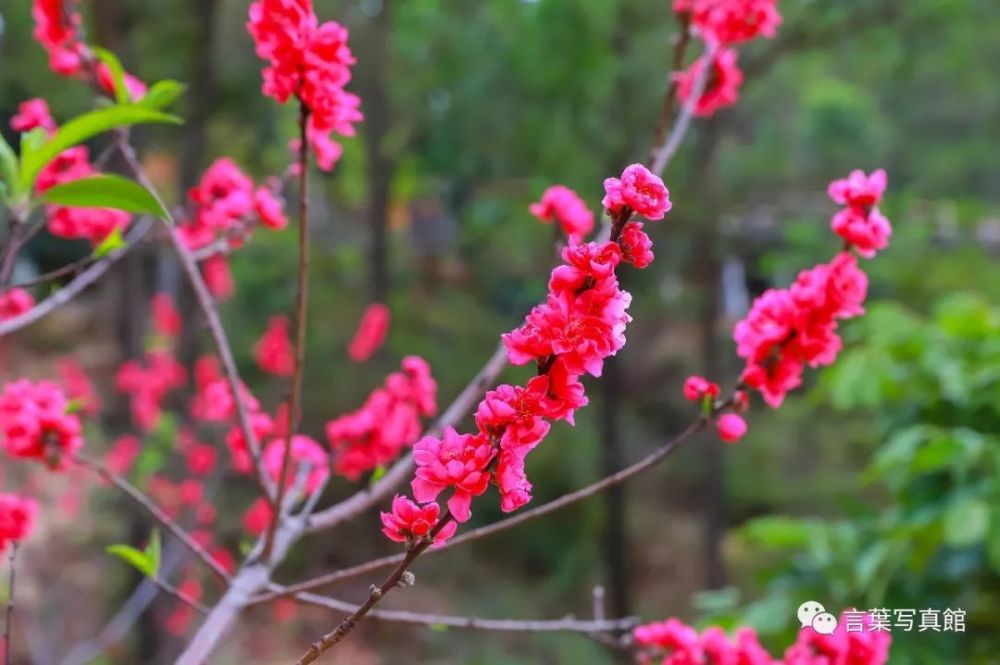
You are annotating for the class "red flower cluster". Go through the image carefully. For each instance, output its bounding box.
[13,99,132,246]
[326,356,438,480]
[0,380,83,469]
[262,434,330,493]
[254,315,295,376]
[0,494,38,555]
[116,351,187,432]
[381,164,669,542]
[674,48,744,117]
[735,251,869,408]
[247,0,363,170]
[829,169,891,258]
[348,302,391,362]
[529,185,595,242]
[179,158,288,251]
[0,289,35,323]
[380,494,457,545]
[56,357,101,416]
[674,0,781,117]
[31,0,85,75]
[633,613,891,665]
[783,614,891,665]
[675,0,781,46]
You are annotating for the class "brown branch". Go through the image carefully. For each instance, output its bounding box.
[4,542,18,665]
[152,577,210,615]
[649,40,715,176]
[648,12,692,165]
[0,217,153,337]
[74,454,232,583]
[10,253,98,290]
[290,590,638,633]
[272,416,707,643]
[264,102,311,560]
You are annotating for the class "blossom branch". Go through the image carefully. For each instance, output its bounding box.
[648,12,692,165]
[74,454,232,583]
[264,102,312,561]
[255,417,707,604]
[0,217,153,337]
[649,40,716,176]
[289,589,639,633]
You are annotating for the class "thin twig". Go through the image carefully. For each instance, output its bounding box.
[75,454,232,583]
[152,577,210,614]
[648,12,692,165]
[4,542,18,665]
[113,135,275,500]
[649,40,716,176]
[291,590,639,633]
[0,217,153,337]
[265,102,312,561]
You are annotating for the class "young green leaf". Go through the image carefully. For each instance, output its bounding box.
[144,529,162,578]
[0,133,19,202]
[140,81,187,111]
[39,174,169,218]
[93,227,127,258]
[107,544,156,578]
[92,46,129,103]
[20,105,182,190]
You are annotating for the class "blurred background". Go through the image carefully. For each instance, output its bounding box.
[1,0,998,663]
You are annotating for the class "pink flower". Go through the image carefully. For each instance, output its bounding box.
[11,98,56,133]
[784,611,891,665]
[96,62,148,101]
[675,0,782,45]
[186,444,218,476]
[202,254,235,300]
[327,357,437,480]
[0,289,35,322]
[242,497,273,535]
[683,375,720,402]
[56,358,100,416]
[828,169,887,209]
[380,494,456,545]
[495,450,532,513]
[545,358,589,424]
[225,412,275,474]
[620,222,654,268]
[116,351,186,431]
[254,316,295,376]
[529,185,595,241]
[0,380,84,469]
[0,494,38,555]
[831,207,892,259]
[31,0,86,75]
[676,49,744,117]
[411,427,494,522]
[716,413,747,442]
[602,163,672,221]
[105,435,140,476]
[262,435,330,494]
[151,293,182,338]
[254,187,289,230]
[348,302,390,362]
[475,377,553,455]
[247,0,362,171]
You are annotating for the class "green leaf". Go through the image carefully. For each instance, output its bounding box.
[140,80,187,110]
[0,133,19,202]
[39,174,168,218]
[944,497,990,547]
[741,516,813,549]
[92,46,129,103]
[20,105,182,190]
[107,544,156,578]
[93,227,127,258]
[369,465,387,486]
[144,529,162,578]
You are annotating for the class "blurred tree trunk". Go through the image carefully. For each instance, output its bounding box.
[359,2,394,303]
[176,0,220,372]
[599,0,638,622]
[690,118,727,588]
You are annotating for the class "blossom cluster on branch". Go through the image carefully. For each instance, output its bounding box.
[632,611,891,665]
[674,0,781,117]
